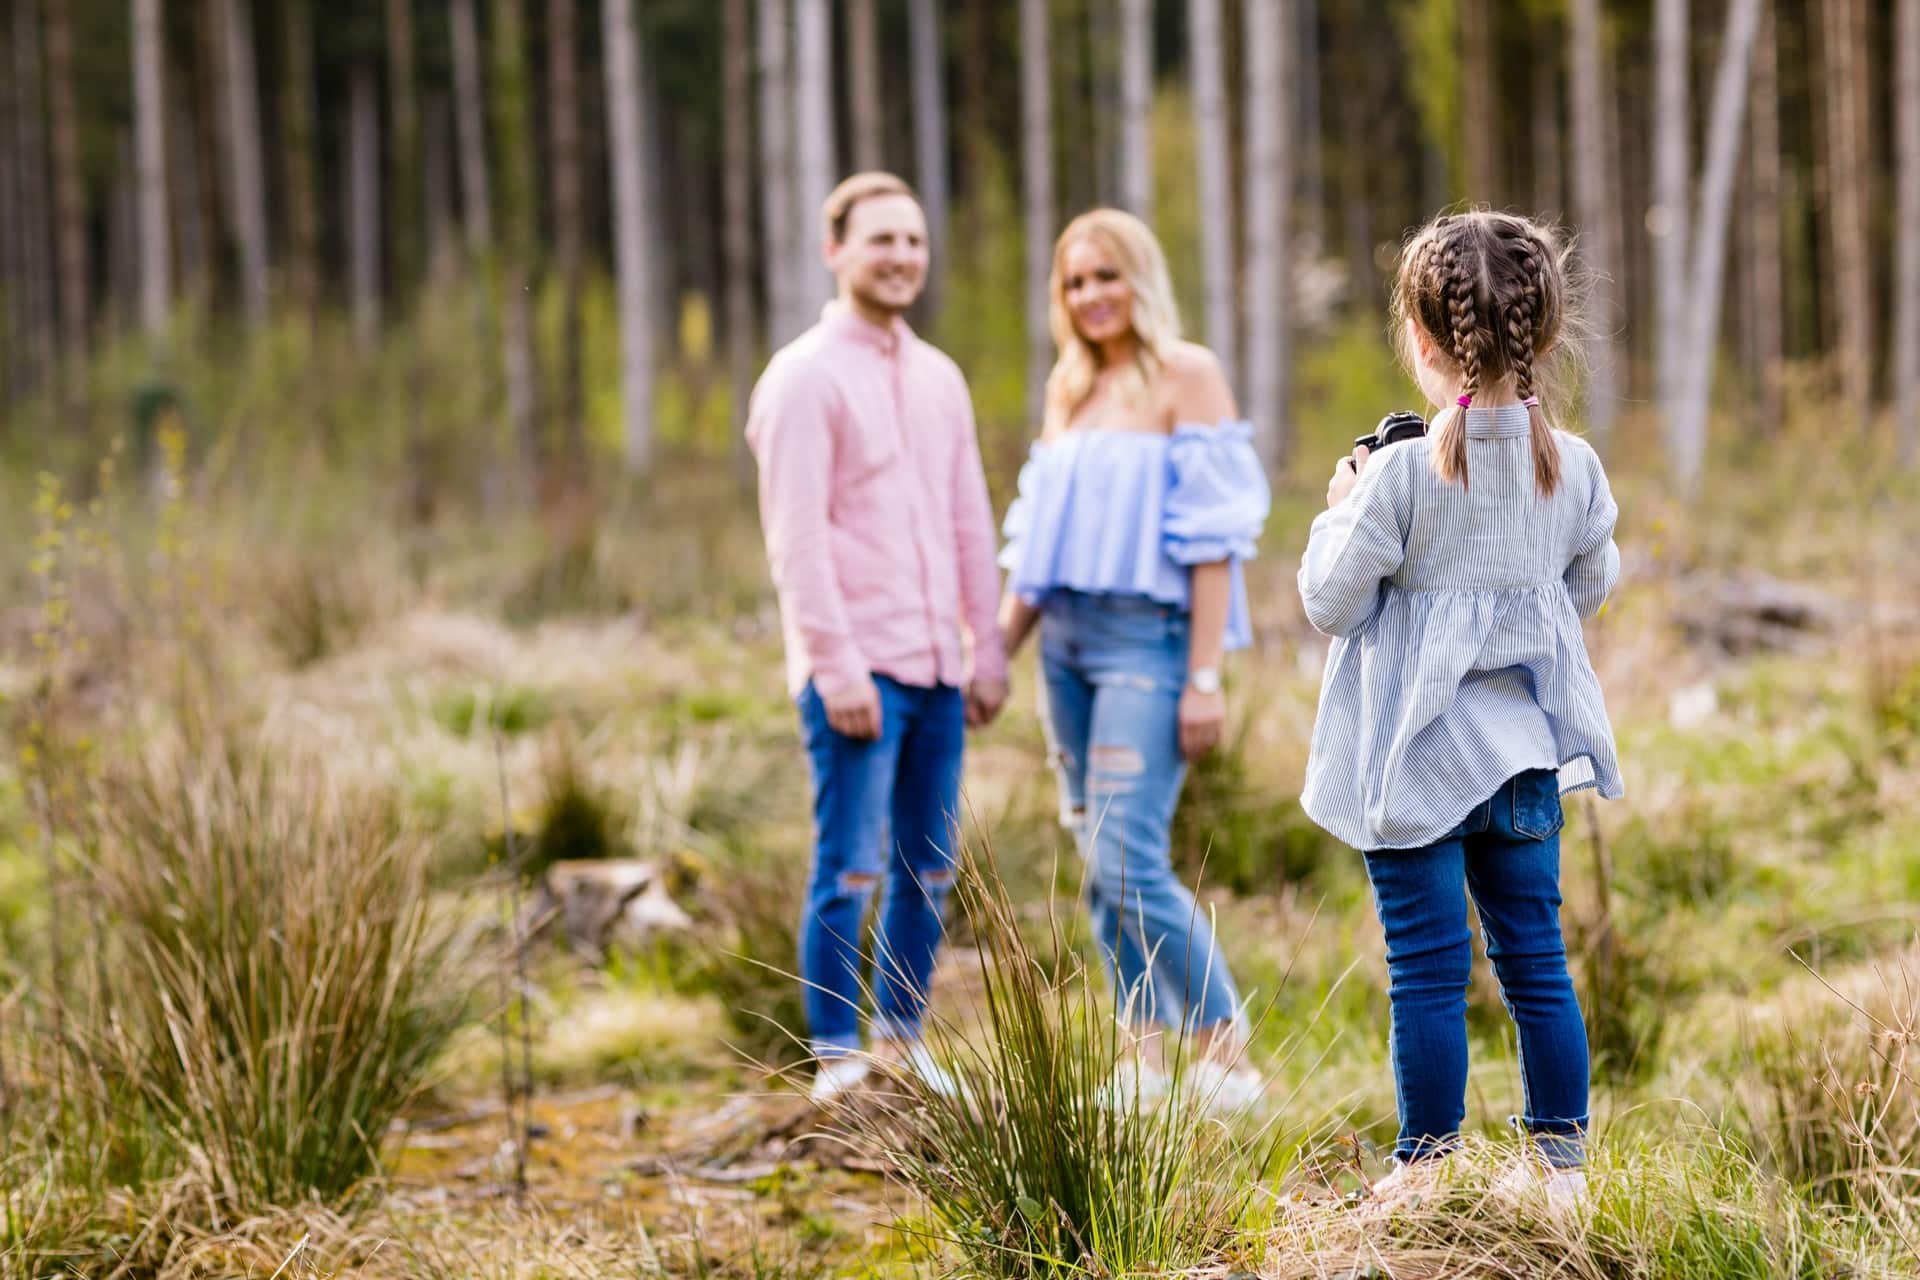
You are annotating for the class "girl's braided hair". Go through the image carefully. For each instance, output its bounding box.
[1391,210,1579,496]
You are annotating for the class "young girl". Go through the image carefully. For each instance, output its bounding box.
[1297,210,1622,1204]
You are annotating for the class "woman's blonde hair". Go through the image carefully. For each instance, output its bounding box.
[1391,209,1583,496]
[1042,209,1183,434]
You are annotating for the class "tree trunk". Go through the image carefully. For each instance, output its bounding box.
[1187,0,1235,390]
[1118,0,1153,218]
[1745,0,1782,432]
[1898,0,1920,464]
[1822,0,1870,417]
[1533,54,1563,216]
[792,0,834,317]
[450,0,494,256]
[424,91,457,278]
[218,0,269,323]
[167,57,209,302]
[759,0,799,345]
[133,0,171,344]
[848,0,883,171]
[605,0,655,477]
[1020,0,1054,428]
[1460,0,1495,199]
[549,0,586,487]
[1244,0,1290,471]
[1568,0,1618,439]
[1653,0,1690,413]
[908,0,948,316]
[493,0,542,488]
[1669,0,1762,491]
[1296,0,1323,254]
[348,60,382,347]
[43,0,86,377]
[723,0,756,484]
[280,0,321,325]
[387,0,421,297]
[10,0,55,392]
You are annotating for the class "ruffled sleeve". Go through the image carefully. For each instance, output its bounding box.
[997,447,1043,573]
[1162,420,1271,564]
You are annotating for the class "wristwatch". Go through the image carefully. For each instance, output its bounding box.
[1187,666,1222,695]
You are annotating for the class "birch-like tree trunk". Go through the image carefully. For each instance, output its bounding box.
[1244,0,1290,470]
[1822,0,1870,417]
[723,0,755,482]
[218,0,269,323]
[280,0,320,325]
[44,0,86,375]
[605,0,655,476]
[1745,0,1783,432]
[450,0,494,256]
[348,60,381,347]
[792,0,834,317]
[759,0,799,345]
[1021,0,1054,428]
[1897,0,1920,464]
[1653,0,1689,411]
[493,0,541,486]
[133,0,171,343]
[908,0,948,315]
[549,0,586,484]
[1188,0,1235,388]
[1118,0,1153,218]
[1669,0,1763,491]
[1568,0,1617,439]
[848,0,883,171]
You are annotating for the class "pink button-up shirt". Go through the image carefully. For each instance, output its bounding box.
[747,303,1008,700]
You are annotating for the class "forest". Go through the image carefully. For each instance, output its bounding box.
[2,0,1919,1276]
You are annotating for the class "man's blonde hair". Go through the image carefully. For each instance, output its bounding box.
[822,171,919,244]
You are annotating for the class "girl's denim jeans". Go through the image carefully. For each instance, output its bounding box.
[1039,591,1242,1034]
[796,675,965,1058]
[1363,769,1590,1168]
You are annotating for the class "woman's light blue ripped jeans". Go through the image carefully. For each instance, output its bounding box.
[1038,590,1243,1034]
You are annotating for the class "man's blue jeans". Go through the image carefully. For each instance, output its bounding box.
[796,676,965,1058]
[1039,591,1243,1035]
[1363,769,1590,1168]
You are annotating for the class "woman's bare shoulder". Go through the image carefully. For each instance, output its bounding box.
[1158,341,1236,422]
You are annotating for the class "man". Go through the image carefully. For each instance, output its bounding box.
[747,172,1009,1103]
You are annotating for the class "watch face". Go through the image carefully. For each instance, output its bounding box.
[1190,668,1221,695]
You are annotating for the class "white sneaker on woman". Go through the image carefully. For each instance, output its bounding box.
[1186,1057,1264,1116]
[1490,1158,1589,1215]
[808,1055,874,1105]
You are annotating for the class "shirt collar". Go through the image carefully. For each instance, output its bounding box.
[1464,403,1532,438]
[821,300,913,354]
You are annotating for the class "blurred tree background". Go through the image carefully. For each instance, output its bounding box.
[0,0,1914,504]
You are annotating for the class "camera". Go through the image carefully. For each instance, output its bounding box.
[1353,410,1429,455]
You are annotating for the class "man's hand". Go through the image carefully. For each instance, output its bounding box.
[1178,686,1225,760]
[966,677,1009,728]
[824,677,883,740]
[1326,443,1371,508]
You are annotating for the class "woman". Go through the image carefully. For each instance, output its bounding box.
[998,209,1271,1109]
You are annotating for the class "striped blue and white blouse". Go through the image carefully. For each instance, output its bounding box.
[1297,404,1623,851]
[1000,421,1271,650]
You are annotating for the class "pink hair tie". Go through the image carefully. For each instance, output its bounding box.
[1522,395,1540,408]
[1455,393,1474,409]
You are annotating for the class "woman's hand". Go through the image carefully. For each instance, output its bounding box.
[1178,686,1225,759]
[1326,443,1371,508]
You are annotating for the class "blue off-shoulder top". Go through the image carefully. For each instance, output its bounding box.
[998,421,1272,650]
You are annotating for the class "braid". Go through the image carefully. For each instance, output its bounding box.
[1434,229,1481,488]
[1503,227,1562,497]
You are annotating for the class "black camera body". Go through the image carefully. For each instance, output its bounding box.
[1353,410,1430,454]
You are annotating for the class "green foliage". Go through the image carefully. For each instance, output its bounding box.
[431,683,554,738]
[528,732,630,871]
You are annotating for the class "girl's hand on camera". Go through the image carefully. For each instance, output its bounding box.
[1326,444,1371,507]
[1179,686,1225,760]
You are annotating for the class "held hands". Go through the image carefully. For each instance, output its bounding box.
[824,677,884,740]
[1178,686,1225,760]
[966,677,1009,728]
[1326,443,1372,508]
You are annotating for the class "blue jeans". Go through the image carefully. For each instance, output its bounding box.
[797,676,965,1057]
[1363,769,1589,1168]
[1040,591,1242,1034]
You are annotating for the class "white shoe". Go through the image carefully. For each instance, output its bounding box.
[1363,1156,1453,1214]
[1491,1158,1589,1215]
[808,1055,873,1105]
[1096,1058,1170,1111]
[898,1041,971,1102]
[1186,1058,1264,1116]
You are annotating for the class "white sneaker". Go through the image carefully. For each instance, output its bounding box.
[808,1055,873,1105]
[1096,1058,1171,1111]
[899,1041,971,1102]
[1363,1156,1453,1214]
[1186,1058,1264,1116]
[1490,1158,1589,1215]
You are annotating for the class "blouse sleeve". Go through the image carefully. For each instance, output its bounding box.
[997,449,1043,573]
[1162,420,1272,565]
[1564,447,1621,620]
[1297,444,1413,638]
